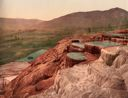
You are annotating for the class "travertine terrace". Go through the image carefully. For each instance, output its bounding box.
[1,29,128,98]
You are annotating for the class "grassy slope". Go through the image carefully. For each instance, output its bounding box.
[0,31,72,65]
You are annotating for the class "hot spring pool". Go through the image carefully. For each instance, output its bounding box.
[67,52,86,61]
[17,49,47,62]
[85,41,120,48]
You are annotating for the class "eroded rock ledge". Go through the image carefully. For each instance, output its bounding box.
[30,46,128,98]
[4,37,98,98]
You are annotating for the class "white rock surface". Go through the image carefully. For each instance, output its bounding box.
[30,46,128,98]
[30,64,128,98]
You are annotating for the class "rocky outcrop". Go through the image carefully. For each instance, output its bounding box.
[0,62,30,96]
[99,47,119,66]
[29,46,128,98]
[4,39,70,98]
[112,47,128,68]
[4,38,97,98]
[30,62,128,98]
[84,44,101,54]
[68,42,85,52]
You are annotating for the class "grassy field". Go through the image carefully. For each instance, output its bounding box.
[0,31,72,65]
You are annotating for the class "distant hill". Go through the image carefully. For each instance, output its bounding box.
[0,18,42,34]
[37,7,128,32]
[1,7,128,33]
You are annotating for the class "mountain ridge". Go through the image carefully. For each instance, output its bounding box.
[0,7,128,33]
[37,7,128,31]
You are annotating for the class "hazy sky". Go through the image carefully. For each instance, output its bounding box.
[0,0,128,20]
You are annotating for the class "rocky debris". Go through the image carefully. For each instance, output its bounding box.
[29,46,128,98]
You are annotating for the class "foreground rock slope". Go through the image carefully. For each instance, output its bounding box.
[4,36,98,98]
[3,32,128,98]
[30,46,128,98]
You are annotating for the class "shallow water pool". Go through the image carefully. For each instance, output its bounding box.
[17,49,47,62]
